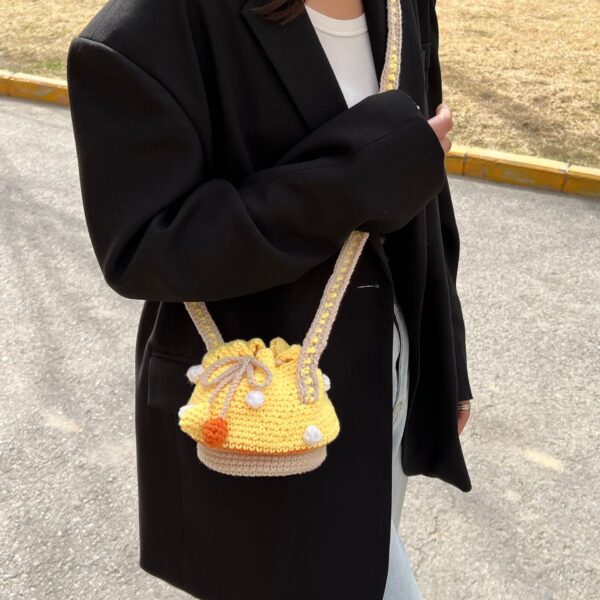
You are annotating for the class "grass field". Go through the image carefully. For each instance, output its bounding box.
[1,0,598,167]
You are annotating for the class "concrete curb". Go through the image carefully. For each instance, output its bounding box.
[446,145,600,199]
[1,70,68,106]
[2,70,599,199]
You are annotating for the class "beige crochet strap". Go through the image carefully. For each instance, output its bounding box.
[185,0,404,400]
[296,231,369,402]
[185,302,224,349]
[296,0,403,402]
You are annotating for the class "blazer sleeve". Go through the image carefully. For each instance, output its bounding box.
[67,35,447,303]
[427,0,473,400]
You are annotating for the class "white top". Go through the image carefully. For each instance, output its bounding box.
[305,4,379,108]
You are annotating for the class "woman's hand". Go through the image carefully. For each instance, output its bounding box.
[428,102,453,155]
[457,400,471,435]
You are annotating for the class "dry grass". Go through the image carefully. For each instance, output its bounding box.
[437,0,599,167]
[0,1,103,77]
[1,0,598,167]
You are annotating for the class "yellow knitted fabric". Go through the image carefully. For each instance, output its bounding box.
[178,338,340,455]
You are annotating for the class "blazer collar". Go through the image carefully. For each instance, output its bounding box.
[241,0,387,130]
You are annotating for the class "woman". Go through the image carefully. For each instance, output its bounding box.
[67,0,473,598]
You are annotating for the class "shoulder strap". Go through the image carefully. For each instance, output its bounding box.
[295,231,369,403]
[185,0,404,402]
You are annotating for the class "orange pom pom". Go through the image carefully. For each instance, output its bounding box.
[201,417,229,447]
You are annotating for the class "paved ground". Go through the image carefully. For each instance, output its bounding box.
[1,96,598,600]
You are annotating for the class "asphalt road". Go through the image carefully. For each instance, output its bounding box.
[1,96,598,600]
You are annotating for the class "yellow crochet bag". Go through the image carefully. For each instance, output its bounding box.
[178,0,404,477]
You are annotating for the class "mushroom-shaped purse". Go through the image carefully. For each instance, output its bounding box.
[178,0,404,477]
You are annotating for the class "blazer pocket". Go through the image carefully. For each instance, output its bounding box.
[147,351,195,413]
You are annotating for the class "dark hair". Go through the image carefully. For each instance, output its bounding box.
[251,0,306,25]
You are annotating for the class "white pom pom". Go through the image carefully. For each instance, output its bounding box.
[178,404,192,419]
[322,373,331,392]
[303,425,323,445]
[246,390,265,409]
[186,364,203,384]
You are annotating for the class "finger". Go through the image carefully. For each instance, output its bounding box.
[457,409,470,435]
[428,104,453,139]
[434,102,452,120]
[440,135,452,155]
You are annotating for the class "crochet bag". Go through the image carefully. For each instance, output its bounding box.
[178,0,404,477]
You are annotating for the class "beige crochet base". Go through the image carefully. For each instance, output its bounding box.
[196,443,327,477]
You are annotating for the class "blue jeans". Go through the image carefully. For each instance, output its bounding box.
[382,302,423,600]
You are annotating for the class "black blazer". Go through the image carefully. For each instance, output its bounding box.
[67,0,474,598]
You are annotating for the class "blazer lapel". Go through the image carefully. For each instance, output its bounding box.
[242,0,348,130]
[364,0,387,81]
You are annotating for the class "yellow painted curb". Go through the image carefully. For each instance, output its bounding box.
[0,70,9,96]
[1,70,599,198]
[446,145,600,199]
[1,70,69,106]
[562,165,600,198]
[444,143,468,176]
